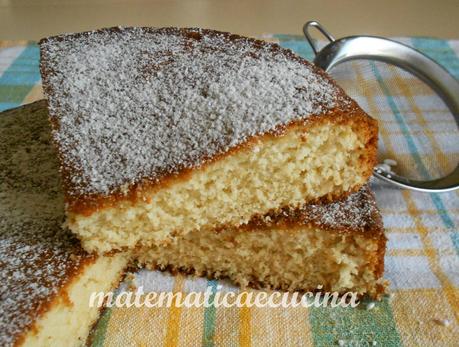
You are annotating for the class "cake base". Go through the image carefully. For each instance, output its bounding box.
[136,187,387,299]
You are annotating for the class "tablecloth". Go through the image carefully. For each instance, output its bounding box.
[0,35,458,347]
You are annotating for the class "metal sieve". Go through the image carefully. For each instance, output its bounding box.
[303,21,459,193]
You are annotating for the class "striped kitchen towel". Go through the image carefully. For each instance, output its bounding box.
[0,35,458,346]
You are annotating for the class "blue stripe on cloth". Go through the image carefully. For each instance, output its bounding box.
[0,44,40,111]
[370,60,458,254]
[0,102,21,112]
[202,280,218,347]
[410,37,459,79]
[0,44,40,85]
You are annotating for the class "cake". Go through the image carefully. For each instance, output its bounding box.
[137,186,386,298]
[0,101,129,347]
[39,27,378,253]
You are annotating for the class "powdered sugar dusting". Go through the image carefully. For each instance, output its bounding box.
[247,186,382,234]
[0,102,94,346]
[299,186,381,232]
[40,27,343,196]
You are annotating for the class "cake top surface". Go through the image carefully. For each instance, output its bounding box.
[250,185,383,235]
[0,101,95,346]
[39,27,349,197]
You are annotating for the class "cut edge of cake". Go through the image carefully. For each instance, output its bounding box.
[135,186,387,299]
[70,111,377,253]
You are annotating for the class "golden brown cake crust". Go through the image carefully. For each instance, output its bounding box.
[0,102,97,346]
[39,27,378,216]
[150,264,387,299]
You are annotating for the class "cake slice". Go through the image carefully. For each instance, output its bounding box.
[0,102,129,347]
[137,186,387,298]
[39,27,378,253]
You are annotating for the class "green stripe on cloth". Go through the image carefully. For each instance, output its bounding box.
[90,307,113,347]
[0,85,36,108]
[309,298,402,346]
[202,280,218,347]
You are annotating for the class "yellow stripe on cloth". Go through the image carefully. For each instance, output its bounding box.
[0,40,30,48]
[23,84,43,104]
[164,276,186,347]
[239,305,252,347]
